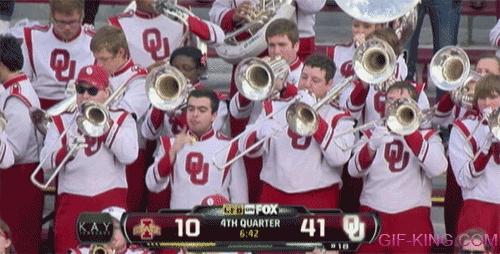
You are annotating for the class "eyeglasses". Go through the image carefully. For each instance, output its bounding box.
[52,18,80,27]
[75,85,99,96]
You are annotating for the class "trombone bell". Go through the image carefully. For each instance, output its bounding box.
[286,102,318,137]
[354,38,397,85]
[386,98,421,135]
[429,46,470,92]
[77,102,110,138]
[146,64,190,112]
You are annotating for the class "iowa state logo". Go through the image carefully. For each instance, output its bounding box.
[133,218,161,240]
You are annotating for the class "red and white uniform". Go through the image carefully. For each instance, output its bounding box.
[40,109,138,252]
[450,116,500,237]
[146,129,248,209]
[240,95,355,207]
[0,73,44,254]
[345,81,430,125]
[21,24,95,108]
[229,57,303,123]
[326,43,408,106]
[348,128,447,253]
[109,10,224,69]
[209,0,325,58]
[489,19,500,57]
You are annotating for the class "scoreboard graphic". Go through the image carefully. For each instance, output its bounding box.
[78,204,381,252]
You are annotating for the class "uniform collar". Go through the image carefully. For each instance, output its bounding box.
[111,59,134,77]
[3,73,27,89]
[135,9,160,19]
[52,25,82,43]
[189,128,215,142]
[289,57,302,71]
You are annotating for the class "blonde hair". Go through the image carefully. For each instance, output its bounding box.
[90,25,129,57]
[474,74,500,105]
[49,0,84,16]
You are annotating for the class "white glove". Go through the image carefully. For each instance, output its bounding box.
[482,107,493,119]
[299,90,317,107]
[368,125,394,151]
[256,118,282,140]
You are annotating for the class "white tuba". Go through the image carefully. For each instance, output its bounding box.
[216,0,296,64]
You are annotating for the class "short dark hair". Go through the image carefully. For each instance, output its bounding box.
[265,18,299,46]
[0,35,23,72]
[386,81,418,101]
[187,89,219,114]
[303,54,336,81]
[169,46,207,71]
[474,74,500,104]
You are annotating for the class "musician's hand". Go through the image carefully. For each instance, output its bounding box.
[171,127,195,154]
[299,90,317,107]
[353,32,367,47]
[368,125,393,151]
[233,1,255,23]
[256,118,281,140]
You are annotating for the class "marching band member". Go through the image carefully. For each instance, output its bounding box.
[348,81,447,253]
[142,46,228,140]
[0,35,43,254]
[146,89,248,208]
[40,65,138,251]
[0,218,14,254]
[21,0,95,109]
[449,74,500,251]
[108,0,225,70]
[227,19,303,202]
[240,54,355,208]
[489,19,500,57]
[90,25,150,212]
[209,0,325,60]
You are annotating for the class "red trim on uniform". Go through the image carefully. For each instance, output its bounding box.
[220,9,236,32]
[134,9,159,19]
[188,16,211,41]
[52,25,82,42]
[312,116,328,144]
[326,45,335,59]
[237,93,251,108]
[5,92,32,109]
[190,129,215,142]
[23,27,36,76]
[437,92,455,114]
[404,131,424,156]
[158,137,172,178]
[349,80,369,106]
[108,111,129,148]
[324,112,350,149]
[424,130,437,140]
[358,144,375,170]
[150,107,165,129]
[362,129,373,138]
[453,119,478,154]
[263,100,273,116]
[54,146,68,166]
[222,141,239,183]
[279,84,298,99]
[108,16,122,28]
[289,57,302,71]
[111,59,134,77]
[414,82,426,95]
[472,152,491,176]
[3,73,28,89]
[52,115,67,145]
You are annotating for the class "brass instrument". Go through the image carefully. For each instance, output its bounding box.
[216,0,296,64]
[235,56,290,101]
[146,64,191,112]
[430,46,471,92]
[335,0,420,24]
[353,38,397,86]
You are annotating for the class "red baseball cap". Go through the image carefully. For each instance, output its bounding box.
[201,194,229,206]
[76,65,109,90]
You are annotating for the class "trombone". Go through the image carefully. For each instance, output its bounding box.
[30,78,132,190]
[235,56,290,101]
[146,64,191,112]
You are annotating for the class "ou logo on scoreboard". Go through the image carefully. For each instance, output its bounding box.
[143,28,170,61]
[50,49,76,82]
[343,215,365,242]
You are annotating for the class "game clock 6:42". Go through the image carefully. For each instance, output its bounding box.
[240,229,259,239]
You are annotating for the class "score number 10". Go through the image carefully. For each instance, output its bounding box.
[300,218,325,237]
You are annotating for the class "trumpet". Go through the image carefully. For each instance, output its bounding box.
[90,244,114,254]
[286,77,353,136]
[146,64,191,112]
[430,46,471,92]
[235,56,290,101]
